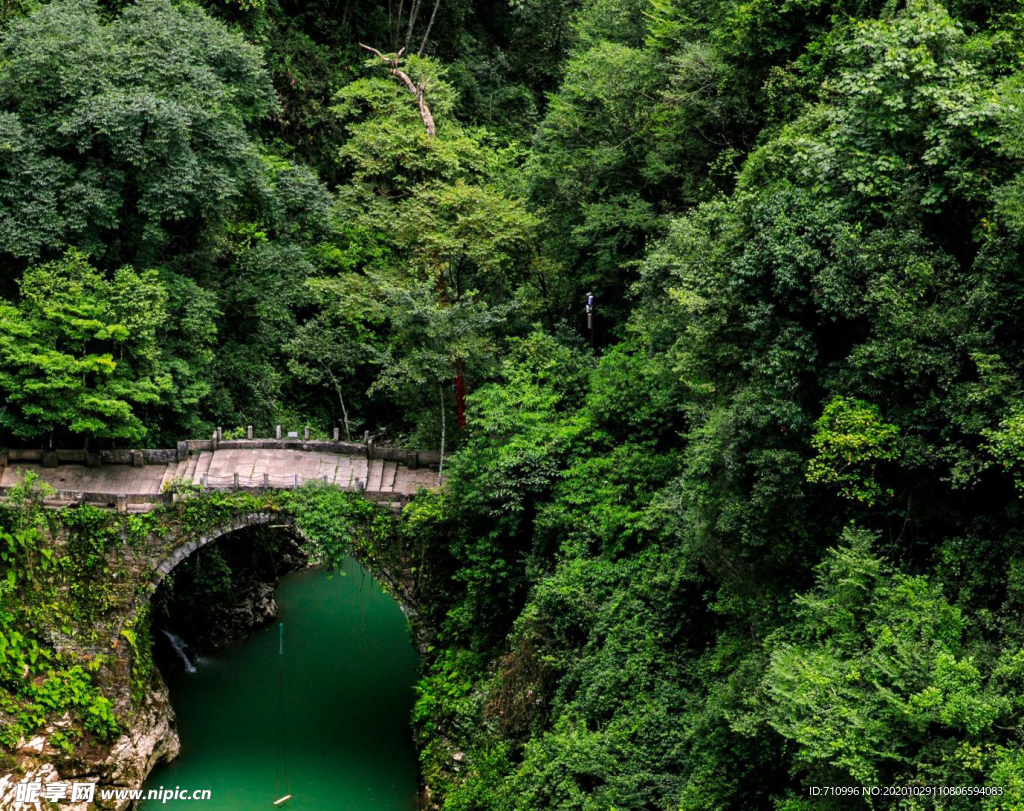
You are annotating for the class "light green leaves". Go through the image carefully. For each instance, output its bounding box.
[807,397,899,505]
[800,1,998,212]
[0,250,169,443]
[763,529,1006,785]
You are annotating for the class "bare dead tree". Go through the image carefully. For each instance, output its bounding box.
[417,0,442,56]
[403,0,422,52]
[359,44,437,137]
[381,0,443,59]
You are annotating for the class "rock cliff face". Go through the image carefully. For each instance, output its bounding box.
[101,676,180,804]
[0,672,178,810]
[188,579,280,651]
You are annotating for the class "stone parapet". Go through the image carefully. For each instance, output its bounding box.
[3,437,441,469]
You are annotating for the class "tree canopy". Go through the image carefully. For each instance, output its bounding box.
[4,0,1024,807]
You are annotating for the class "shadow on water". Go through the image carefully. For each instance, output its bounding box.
[141,560,419,810]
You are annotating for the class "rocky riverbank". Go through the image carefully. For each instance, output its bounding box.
[1,673,178,810]
[1,529,308,810]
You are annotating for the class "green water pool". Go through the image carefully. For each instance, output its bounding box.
[140,561,419,810]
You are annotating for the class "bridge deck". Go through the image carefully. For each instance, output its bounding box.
[0,448,439,503]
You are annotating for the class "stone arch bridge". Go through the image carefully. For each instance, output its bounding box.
[136,508,417,623]
[11,435,437,671]
[0,433,442,512]
[0,454,434,808]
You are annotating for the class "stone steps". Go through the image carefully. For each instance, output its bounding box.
[158,464,178,494]
[192,451,213,487]
[182,454,199,484]
[158,457,190,493]
[367,458,384,491]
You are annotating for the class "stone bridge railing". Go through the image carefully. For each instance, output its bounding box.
[1,430,443,470]
[0,430,442,512]
[0,483,416,512]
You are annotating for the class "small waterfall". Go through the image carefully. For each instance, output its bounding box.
[162,630,197,673]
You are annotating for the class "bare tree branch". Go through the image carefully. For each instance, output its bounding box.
[359,43,437,137]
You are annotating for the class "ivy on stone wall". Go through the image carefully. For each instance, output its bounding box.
[0,480,405,758]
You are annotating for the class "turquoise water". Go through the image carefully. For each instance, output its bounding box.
[140,561,419,810]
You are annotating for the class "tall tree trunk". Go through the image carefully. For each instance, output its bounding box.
[418,0,442,55]
[438,383,446,485]
[322,363,351,441]
[342,0,354,38]
[392,0,405,50]
[455,366,466,430]
[403,0,421,53]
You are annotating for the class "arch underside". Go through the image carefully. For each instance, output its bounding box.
[129,512,417,637]
[145,512,297,601]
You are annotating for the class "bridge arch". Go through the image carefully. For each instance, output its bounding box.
[125,503,420,641]
[143,512,300,603]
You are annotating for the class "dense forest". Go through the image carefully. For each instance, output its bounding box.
[3,0,1024,807]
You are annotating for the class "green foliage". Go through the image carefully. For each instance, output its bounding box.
[807,397,899,504]
[3,0,1024,807]
[334,55,475,193]
[318,50,540,444]
[396,4,1024,806]
[121,607,155,706]
[33,667,119,740]
[761,528,1007,786]
[284,274,382,440]
[984,405,1024,490]
[799,2,999,212]
[0,0,275,264]
[527,39,665,322]
[283,482,394,570]
[0,251,168,444]
[0,481,125,748]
